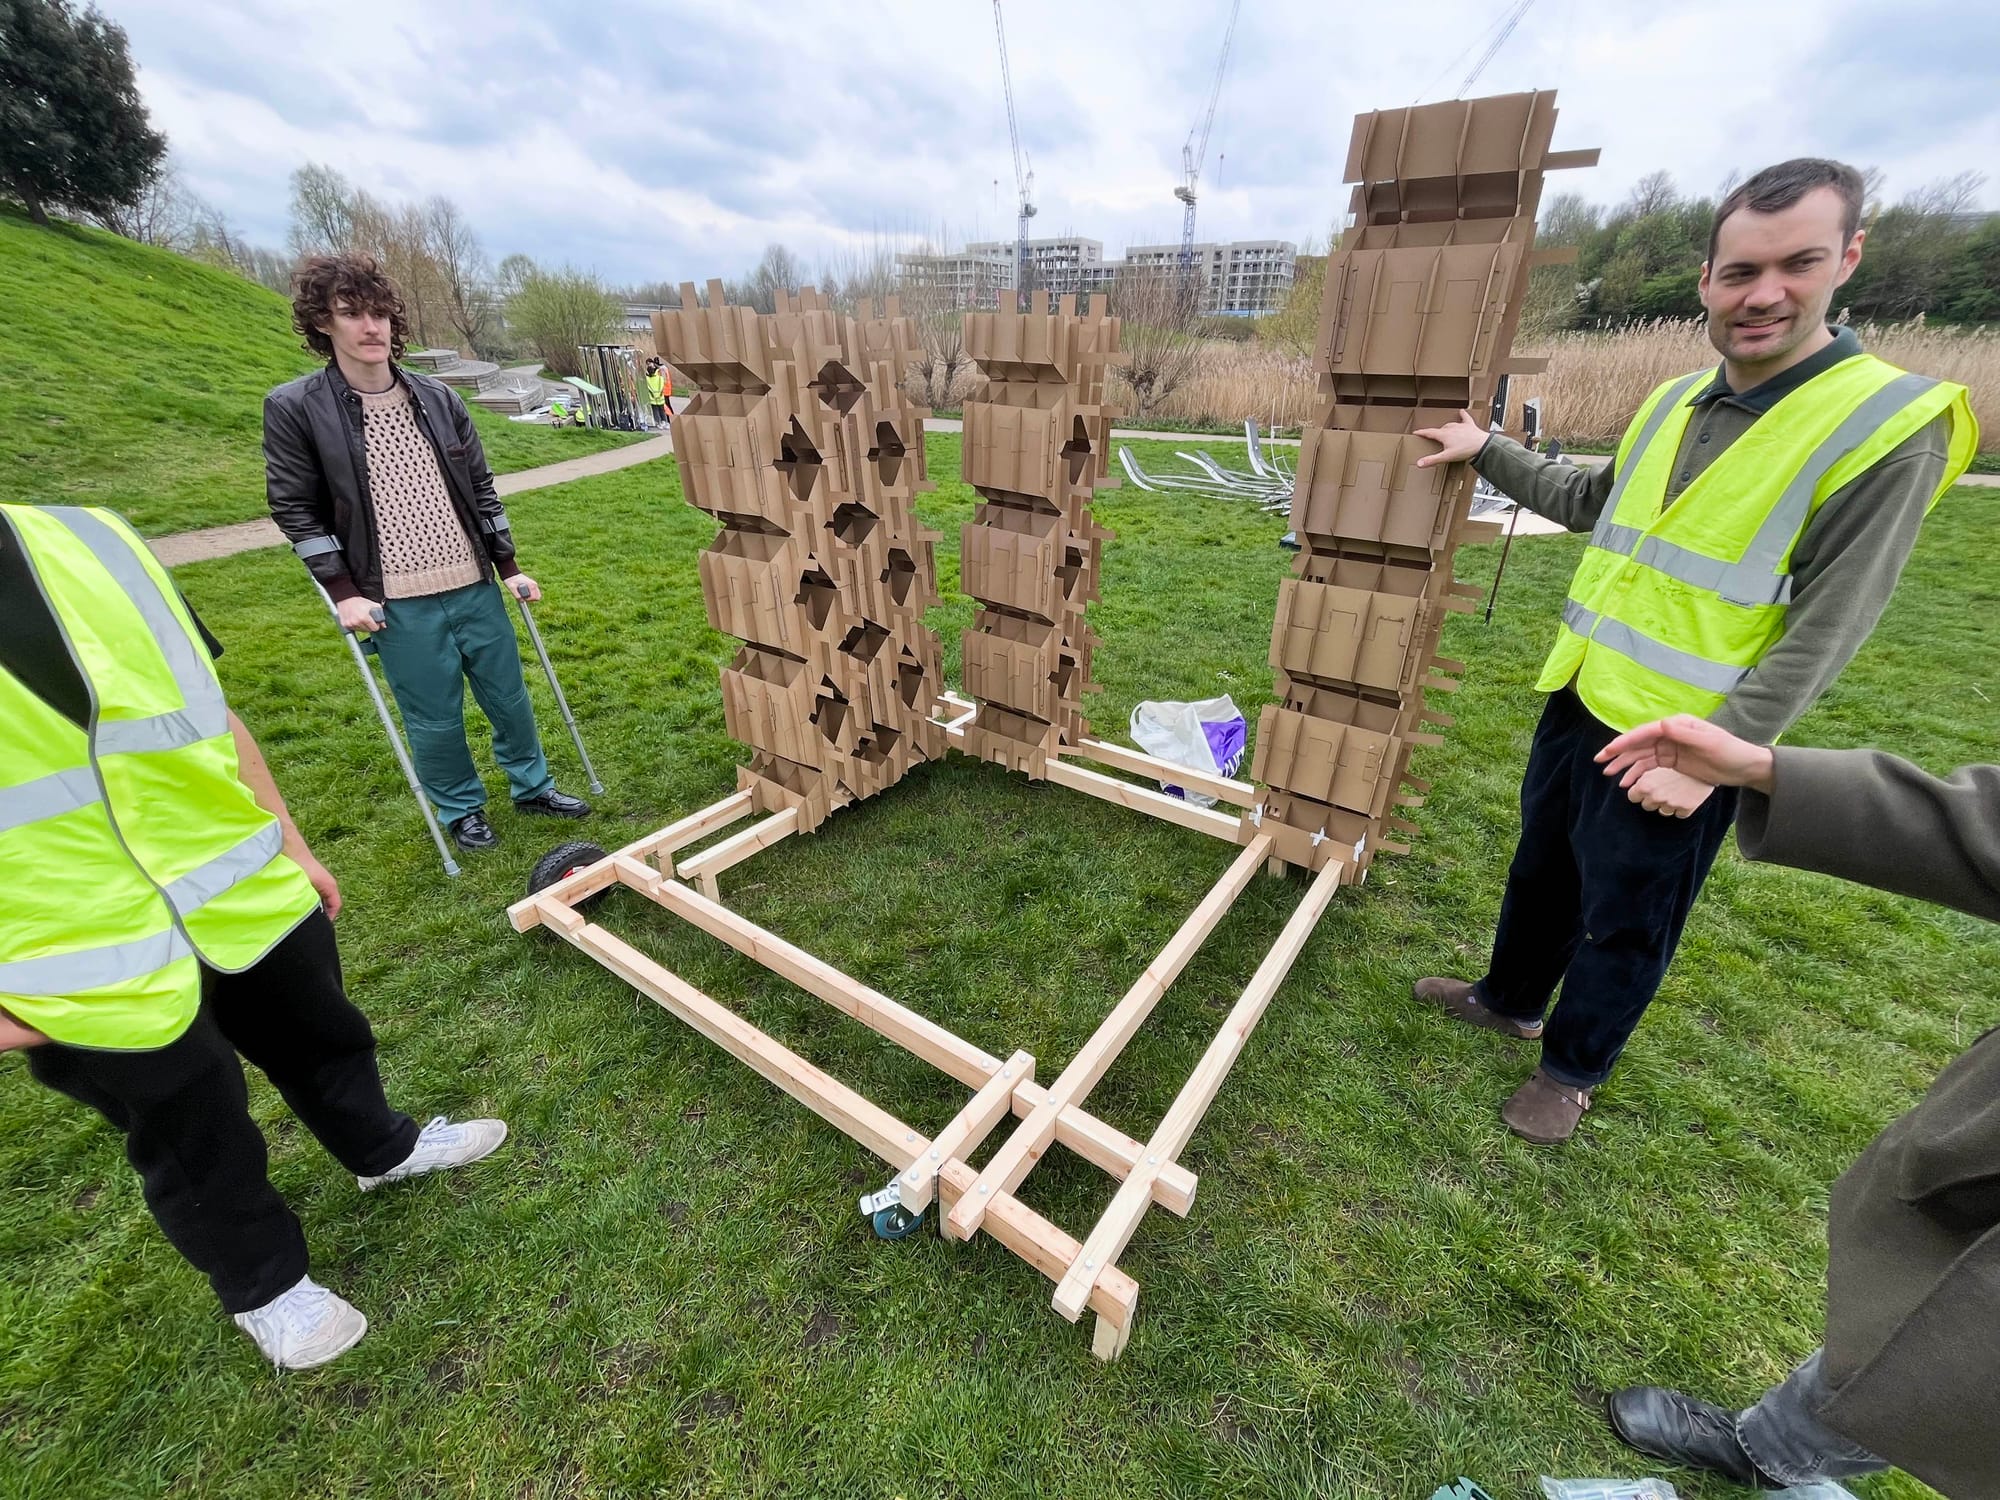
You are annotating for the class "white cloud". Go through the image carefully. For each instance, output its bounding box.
[107,0,1999,286]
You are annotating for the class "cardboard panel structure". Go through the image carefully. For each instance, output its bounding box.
[656,282,946,833]
[957,289,1124,777]
[1247,91,1598,875]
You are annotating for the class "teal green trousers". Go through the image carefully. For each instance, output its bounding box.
[370,581,554,822]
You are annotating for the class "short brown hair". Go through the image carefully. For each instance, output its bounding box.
[1709,158,1865,263]
[290,253,411,360]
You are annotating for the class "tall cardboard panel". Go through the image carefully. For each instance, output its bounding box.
[1249,92,1597,876]
[958,291,1123,776]
[657,284,945,832]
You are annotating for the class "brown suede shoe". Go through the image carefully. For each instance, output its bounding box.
[1412,976,1545,1041]
[1502,1068,1593,1144]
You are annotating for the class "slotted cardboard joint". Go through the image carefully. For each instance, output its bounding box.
[518,93,1592,1361]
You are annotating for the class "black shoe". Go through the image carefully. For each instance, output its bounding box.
[448,811,498,852]
[1606,1387,1777,1489]
[514,789,592,819]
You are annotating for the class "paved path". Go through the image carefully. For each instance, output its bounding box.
[151,432,676,567]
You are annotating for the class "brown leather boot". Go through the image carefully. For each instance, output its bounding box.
[1412,976,1545,1041]
[1502,1068,1593,1144]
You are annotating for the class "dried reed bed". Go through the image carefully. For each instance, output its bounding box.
[1513,319,2000,448]
[1144,321,1998,451]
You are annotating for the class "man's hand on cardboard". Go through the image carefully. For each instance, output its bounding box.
[336,595,385,634]
[1413,409,1490,468]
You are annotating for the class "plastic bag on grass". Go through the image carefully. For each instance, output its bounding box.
[1539,1480,1679,1500]
[1128,696,1246,807]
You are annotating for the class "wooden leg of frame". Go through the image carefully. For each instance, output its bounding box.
[675,807,800,895]
[1091,1306,1134,1361]
[1050,857,1347,1323]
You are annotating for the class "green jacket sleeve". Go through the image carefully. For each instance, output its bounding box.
[1469,433,1618,532]
[1738,745,2000,922]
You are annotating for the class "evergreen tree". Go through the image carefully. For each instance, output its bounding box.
[0,0,165,226]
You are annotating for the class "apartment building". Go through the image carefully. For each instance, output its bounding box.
[1122,240,1297,316]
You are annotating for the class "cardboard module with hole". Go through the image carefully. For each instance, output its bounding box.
[510,91,1597,1360]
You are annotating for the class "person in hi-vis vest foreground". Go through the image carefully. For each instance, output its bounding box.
[1409,158,1977,1145]
[0,504,509,1370]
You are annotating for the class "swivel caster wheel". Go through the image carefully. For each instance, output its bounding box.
[871,1204,924,1240]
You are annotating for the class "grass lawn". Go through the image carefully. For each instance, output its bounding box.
[0,206,642,538]
[1,432,1991,1498]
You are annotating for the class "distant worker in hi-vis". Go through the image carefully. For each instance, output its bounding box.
[1410,158,1977,1144]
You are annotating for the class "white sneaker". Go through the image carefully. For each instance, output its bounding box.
[233,1276,367,1370]
[357,1115,509,1191]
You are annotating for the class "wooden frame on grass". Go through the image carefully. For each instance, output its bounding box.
[508,701,1343,1360]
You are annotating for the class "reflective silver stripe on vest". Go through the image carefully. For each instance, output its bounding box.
[292,534,342,559]
[94,704,231,755]
[0,766,102,833]
[1595,370,1710,531]
[1562,599,1748,695]
[161,821,285,917]
[48,508,230,750]
[1591,521,1646,555]
[1718,371,1941,606]
[0,926,193,997]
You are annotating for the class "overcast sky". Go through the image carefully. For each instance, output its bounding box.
[112,0,1999,289]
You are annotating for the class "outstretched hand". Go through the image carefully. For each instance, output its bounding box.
[1597,714,1777,802]
[1413,409,1490,468]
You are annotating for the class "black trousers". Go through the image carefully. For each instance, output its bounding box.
[28,911,416,1313]
[1472,688,1739,1089]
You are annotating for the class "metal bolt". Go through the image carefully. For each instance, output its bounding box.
[905,1132,916,1143]
[929,1149,940,1161]
[905,1172,920,1185]
[1084,1259,1096,1269]
[979,1184,990,1194]
[1002,1068,1012,1079]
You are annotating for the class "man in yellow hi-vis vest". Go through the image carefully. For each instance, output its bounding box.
[0,503,510,1370]
[1409,158,1977,1145]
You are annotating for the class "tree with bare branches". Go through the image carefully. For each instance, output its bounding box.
[1109,267,1207,420]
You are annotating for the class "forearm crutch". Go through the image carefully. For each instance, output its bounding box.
[508,581,604,795]
[310,579,462,878]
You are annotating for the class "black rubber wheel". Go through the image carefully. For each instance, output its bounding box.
[526,840,610,898]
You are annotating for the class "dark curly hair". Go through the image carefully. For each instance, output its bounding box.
[290,253,411,360]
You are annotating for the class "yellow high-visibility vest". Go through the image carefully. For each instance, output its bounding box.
[645,371,665,405]
[1538,353,1977,732]
[0,505,321,1049]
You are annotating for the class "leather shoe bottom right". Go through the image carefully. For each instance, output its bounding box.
[1606,1386,1777,1489]
[514,789,592,819]
[448,811,498,852]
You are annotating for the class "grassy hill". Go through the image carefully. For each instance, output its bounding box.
[0,205,639,536]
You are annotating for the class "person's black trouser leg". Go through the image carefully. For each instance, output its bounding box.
[1474,688,1738,1089]
[26,911,416,1314]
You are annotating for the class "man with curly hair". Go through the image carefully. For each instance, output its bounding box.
[263,253,591,852]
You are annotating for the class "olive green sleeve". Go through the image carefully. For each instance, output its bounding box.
[1469,434,1618,533]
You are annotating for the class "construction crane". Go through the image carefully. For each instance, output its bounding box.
[992,0,1035,311]
[1175,0,1241,296]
